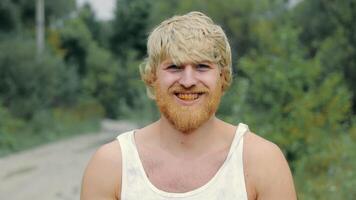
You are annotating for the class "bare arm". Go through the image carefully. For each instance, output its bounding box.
[256,143,296,199]
[80,141,122,200]
[244,133,297,200]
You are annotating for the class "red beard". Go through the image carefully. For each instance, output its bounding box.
[154,80,222,134]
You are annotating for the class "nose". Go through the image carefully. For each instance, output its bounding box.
[178,66,197,88]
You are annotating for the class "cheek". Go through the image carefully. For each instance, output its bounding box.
[157,72,179,88]
[199,73,222,90]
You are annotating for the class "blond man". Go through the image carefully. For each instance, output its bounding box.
[81,11,297,200]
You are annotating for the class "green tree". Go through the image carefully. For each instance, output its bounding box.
[219,17,356,199]
[53,15,146,118]
[293,0,356,112]
[0,0,20,32]
[110,0,152,60]
[0,0,106,156]
[0,37,79,119]
[82,42,122,118]
[11,0,76,28]
[58,18,92,77]
[78,3,110,47]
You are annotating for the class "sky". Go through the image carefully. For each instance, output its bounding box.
[75,0,303,21]
[76,0,116,21]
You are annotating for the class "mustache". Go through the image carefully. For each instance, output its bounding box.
[169,85,209,94]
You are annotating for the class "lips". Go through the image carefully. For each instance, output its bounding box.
[175,92,204,101]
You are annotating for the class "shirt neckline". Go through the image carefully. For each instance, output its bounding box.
[130,123,245,198]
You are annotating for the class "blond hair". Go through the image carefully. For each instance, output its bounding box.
[140,11,232,99]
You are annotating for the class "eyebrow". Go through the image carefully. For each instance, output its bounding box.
[160,59,214,67]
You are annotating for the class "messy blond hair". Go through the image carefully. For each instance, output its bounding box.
[140,11,232,99]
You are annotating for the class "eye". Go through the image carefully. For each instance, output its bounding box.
[166,64,182,72]
[196,64,211,71]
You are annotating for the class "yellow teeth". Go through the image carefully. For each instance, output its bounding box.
[177,93,199,101]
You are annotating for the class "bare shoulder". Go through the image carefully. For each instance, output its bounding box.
[244,131,283,161]
[243,132,297,200]
[80,140,122,200]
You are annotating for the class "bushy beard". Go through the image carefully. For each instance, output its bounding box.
[154,81,222,134]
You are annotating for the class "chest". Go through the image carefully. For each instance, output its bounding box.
[138,147,229,193]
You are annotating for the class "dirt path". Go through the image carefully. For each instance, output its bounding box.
[0,120,137,200]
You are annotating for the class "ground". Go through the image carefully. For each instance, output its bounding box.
[0,119,136,200]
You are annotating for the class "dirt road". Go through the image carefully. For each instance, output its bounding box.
[0,120,137,200]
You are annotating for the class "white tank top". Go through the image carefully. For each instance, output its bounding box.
[116,123,249,200]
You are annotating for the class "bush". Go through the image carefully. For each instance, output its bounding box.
[0,36,79,119]
[0,99,104,157]
[0,36,105,157]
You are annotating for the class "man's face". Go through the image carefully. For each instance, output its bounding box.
[153,58,223,133]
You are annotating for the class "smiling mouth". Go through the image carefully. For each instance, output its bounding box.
[175,93,204,101]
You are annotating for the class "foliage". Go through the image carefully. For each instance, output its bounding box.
[293,0,356,112]
[218,6,356,198]
[0,0,355,197]
[82,41,122,118]
[54,16,144,118]
[78,4,108,47]
[57,18,92,76]
[0,0,20,32]
[110,0,152,60]
[0,1,102,156]
[0,99,104,157]
[0,37,79,119]
[0,0,75,36]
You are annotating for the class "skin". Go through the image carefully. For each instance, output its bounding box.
[80,59,297,200]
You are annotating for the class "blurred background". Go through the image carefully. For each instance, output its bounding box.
[0,0,355,199]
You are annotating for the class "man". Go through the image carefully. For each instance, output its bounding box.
[81,11,297,200]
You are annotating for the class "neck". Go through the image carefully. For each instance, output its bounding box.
[154,115,222,156]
